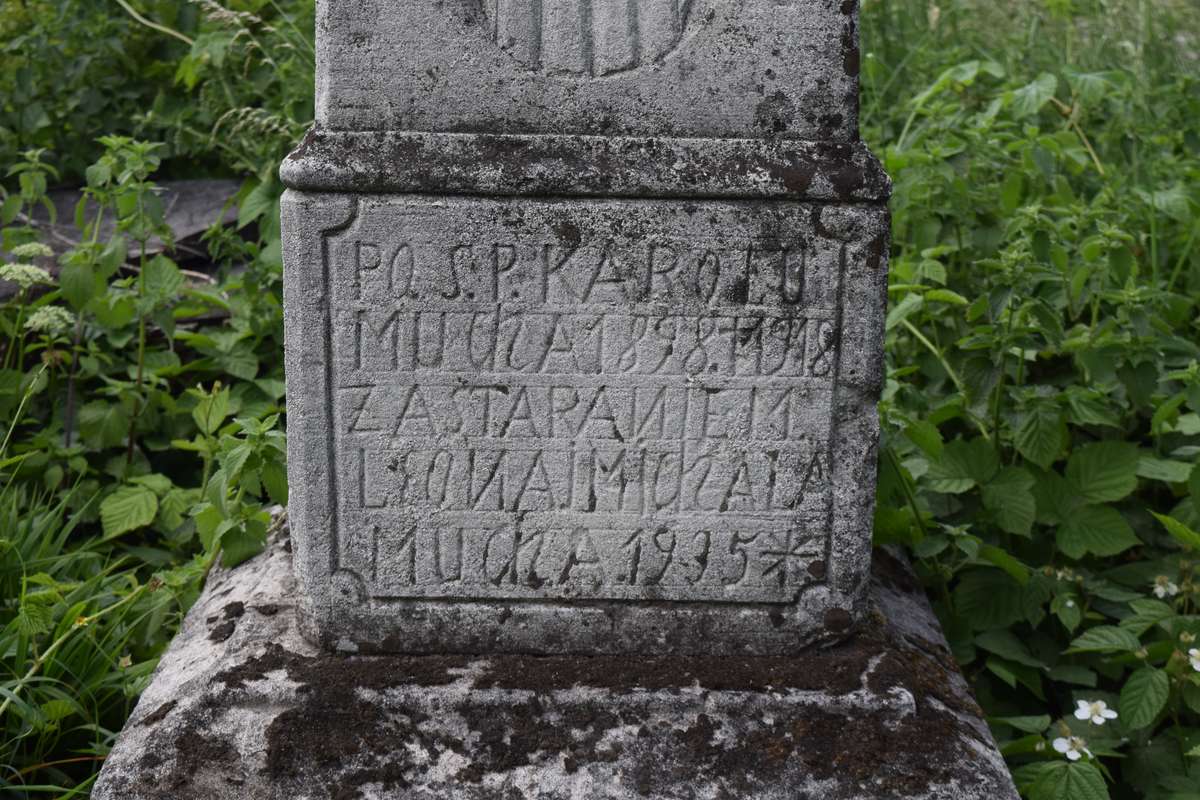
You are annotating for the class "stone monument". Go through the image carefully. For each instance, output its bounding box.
[92,2,1021,797]
[279,0,890,656]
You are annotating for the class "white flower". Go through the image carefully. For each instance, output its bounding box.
[1052,736,1092,761]
[0,262,53,291]
[10,242,53,260]
[24,306,75,337]
[1074,700,1118,726]
[1189,648,1200,672]
[1065,599,1076,609]
[1154,576,1179,598]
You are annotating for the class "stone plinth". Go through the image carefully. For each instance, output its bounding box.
[91,531,1018,800]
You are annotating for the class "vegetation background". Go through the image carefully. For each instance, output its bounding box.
[0,0,1198,797]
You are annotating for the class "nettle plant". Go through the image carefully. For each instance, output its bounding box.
[0,140,289,781]
[864,15,1200,800]
[1,140,288,563]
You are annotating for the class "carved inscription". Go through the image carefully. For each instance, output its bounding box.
[478,0,696,78]
[328,199,844,604]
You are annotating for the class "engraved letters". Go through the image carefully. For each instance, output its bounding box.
[331,201,844,605]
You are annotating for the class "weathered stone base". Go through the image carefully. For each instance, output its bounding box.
[93,530,1018,800]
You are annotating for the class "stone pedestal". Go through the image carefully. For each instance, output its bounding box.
[92,530,1018,800]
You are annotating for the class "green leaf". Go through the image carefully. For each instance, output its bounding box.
[15,600,54,637]
[217,347,259,381]
[1067,625,1140,654]
[1029,760,1110,800]
[1066,441,1140,503]
[221,442,255,481]
[1016,405,1066,469]
[193,503,228,552]
[979,544,1030,584]
[992,715,1051,734]
[130,473,173,496]
[986,656,1044,698]
[1031,468,1082,524]
[1048,665,1097,687]
[155,488,192,534]
[1183,684,1200,717]
[925,438,999,494]
[58,257,97,310]
[100,486,158,539]
[886,293,924,331]
[982,467,1037,537]
[1012,72,1060,118]
[976,629,1046,668]
[261,460,288,506]
[85,161,111,188]
[904,420,944,459]
[1120,598,1176,636]
[1052,594,1082,632]
[220,517,268,567]
[143,255,183,303]
[192,387,231,436]
[77,401,130,449]
[1,194,20,225]
[1152,513,1200,550]
[954,569,1027,630]
[925,288,969,305]
[1191,464,1200,515]
[1136,457,1193,484]
[1120,668,1170,730]
[97,235,128,279]
[1058,505,1139,559]
[238,178,276,230]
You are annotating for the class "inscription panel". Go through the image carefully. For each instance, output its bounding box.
[326,198,846,605]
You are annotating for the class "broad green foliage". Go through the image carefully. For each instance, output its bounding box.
[864,1,1200,798]
[0,0,1198,798]
[0,2,308,792]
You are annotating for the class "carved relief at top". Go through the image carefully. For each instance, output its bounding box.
[478,0,696,77]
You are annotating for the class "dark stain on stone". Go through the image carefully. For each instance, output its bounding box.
[222,601,245,620]
[842,20,860,77]
[286,126,317,162]
[628,698,970,798]
[873,547,921,594]
[473,642,878,695]
[138,699,177,727]
[824,608,854,633]
[807,559,827,579]
[171,729,239,789]
[215,643,462,692]
[144,570,991,799]
[828,162,866,197]
[725,274,749,305]
[552,220,582,248]
[255,603,283,617]
[754,90,796,135]
[865,232,889,272]
[283,129,892,203]
[208,620,236,643]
